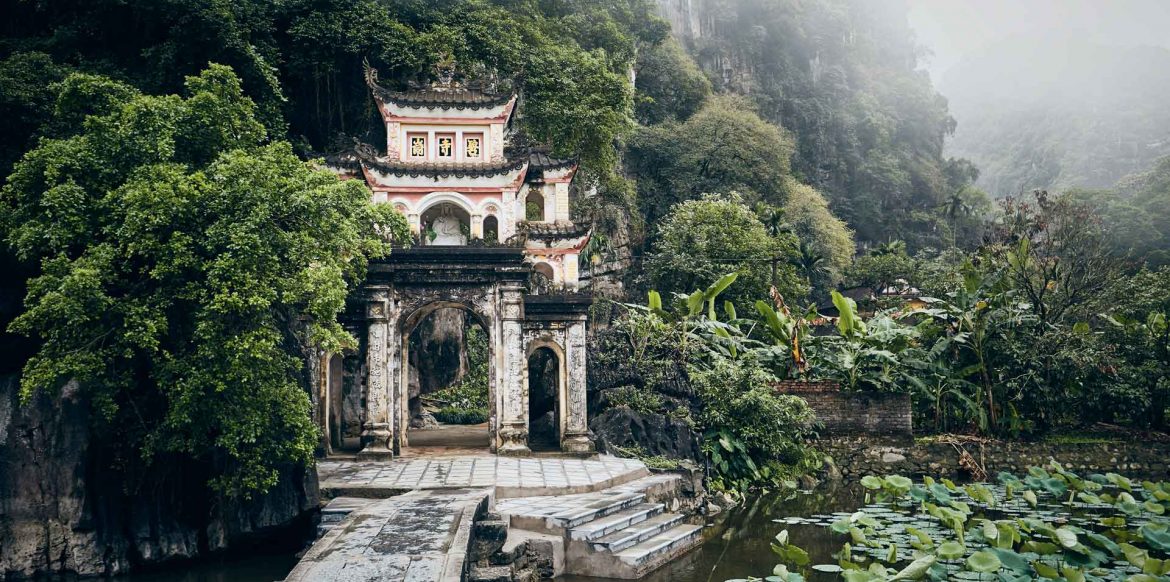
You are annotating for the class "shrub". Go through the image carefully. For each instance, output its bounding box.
[433,406,488,425]
[605,385,665,415]
[690,358,820,490]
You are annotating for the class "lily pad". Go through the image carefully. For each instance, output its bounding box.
[965,550,1002,573]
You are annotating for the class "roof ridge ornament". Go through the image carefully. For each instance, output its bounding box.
[362,58,383,92]
[433,51,458,90]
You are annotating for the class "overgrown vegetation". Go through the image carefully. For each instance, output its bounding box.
[0,66,409,495]
[427,324,490,424]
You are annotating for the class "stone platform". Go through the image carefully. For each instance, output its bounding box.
[318,454,648,499]
[285,489,487,582]
[291,454,703,582]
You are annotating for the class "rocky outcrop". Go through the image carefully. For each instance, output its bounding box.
[590,407,701,462]
[0,375,318,578]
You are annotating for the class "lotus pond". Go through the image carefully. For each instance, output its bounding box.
[565,463,1170,582]
[754,463,1170,581]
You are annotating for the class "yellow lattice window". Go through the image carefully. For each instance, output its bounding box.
[437,135,454,158]
[465,136,481,159]
[409,135,426,158]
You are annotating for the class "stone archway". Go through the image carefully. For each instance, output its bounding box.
[350,247,534,460]
[338,247,594,460]
[398,300,494,450]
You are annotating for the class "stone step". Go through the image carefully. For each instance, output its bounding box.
[590,512,686,553]
[614,523,704,571]
[549,491,646,529]
[316,496,372,535]
[568,503,664,541]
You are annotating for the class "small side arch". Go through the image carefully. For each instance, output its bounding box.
[526,337,568,450]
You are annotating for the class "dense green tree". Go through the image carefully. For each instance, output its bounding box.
[846,246,919,295]
[1068,155,1170,266]
[1,66,408,495]
[626,95,796,233]
[780,178,854,291]
[645,193,805,309]
[991,191,1119,325]
[0,52,72,177]
[632,36,712,125]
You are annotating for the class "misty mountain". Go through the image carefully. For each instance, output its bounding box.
[940,36,1170,197]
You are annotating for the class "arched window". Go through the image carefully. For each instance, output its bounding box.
[533,262,555,282]
[525,191,545,222]
[483,215,499,244]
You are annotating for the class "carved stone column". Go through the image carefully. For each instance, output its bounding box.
[561,318,594,453]
[497,284,531,455]
[470,214,484,239]
[357,288,394,460]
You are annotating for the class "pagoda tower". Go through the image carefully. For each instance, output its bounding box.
[327,61,589,289]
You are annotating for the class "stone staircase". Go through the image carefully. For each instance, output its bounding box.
[496,474,703,579]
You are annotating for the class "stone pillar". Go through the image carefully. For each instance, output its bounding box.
[563,254,580,289]
[387,122,401,160]
[490,124,505,162]
[555,182,571,221]
[561,318,594,453]
[470,214,484,239]
[543,185,556,223]
[357,289,394,460]
[408,213,421,238]
[497,284,531,455]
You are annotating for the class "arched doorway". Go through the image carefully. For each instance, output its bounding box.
[527,346,564,451]
[323,353,362,453]
[401,303,493,451]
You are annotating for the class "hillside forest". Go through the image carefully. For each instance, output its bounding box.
[2,0,1170,499]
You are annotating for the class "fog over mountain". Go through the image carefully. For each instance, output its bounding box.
[907,0,1170,197]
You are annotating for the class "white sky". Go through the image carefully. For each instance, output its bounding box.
[905,0,1170,82]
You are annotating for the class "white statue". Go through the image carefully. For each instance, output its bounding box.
[429,207,467,246]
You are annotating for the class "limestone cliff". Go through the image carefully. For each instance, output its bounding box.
[0,375,318,578]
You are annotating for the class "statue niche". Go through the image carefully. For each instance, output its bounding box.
[421,203,469,246]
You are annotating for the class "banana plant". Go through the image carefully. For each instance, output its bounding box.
[637,273,749,361]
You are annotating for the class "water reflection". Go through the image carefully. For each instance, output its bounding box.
[562,485,870,582]
[108,552,299,582]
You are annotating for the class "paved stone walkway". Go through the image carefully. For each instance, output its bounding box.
[285,489,486,582]
[318,454,648,498]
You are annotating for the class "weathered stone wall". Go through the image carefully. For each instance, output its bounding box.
[773,382,912,437]
[820,436,1170,481]
[0,375,319,578]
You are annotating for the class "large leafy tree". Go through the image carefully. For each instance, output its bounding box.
[1,65,408,495]
[646,193,805,309]
[780,178,855,291]
[627,95,797,234]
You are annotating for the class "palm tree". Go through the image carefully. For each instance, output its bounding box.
[793,240,830,285]
[755,203,790,238]
[870,239,907,257]
[940,188,975,248]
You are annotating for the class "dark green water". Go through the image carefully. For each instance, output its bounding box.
[563,485,870,582]
[108,552,299,582]
[99,486,868,582]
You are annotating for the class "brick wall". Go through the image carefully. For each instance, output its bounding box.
[819,436,1170,481]
[772,382,912,437]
